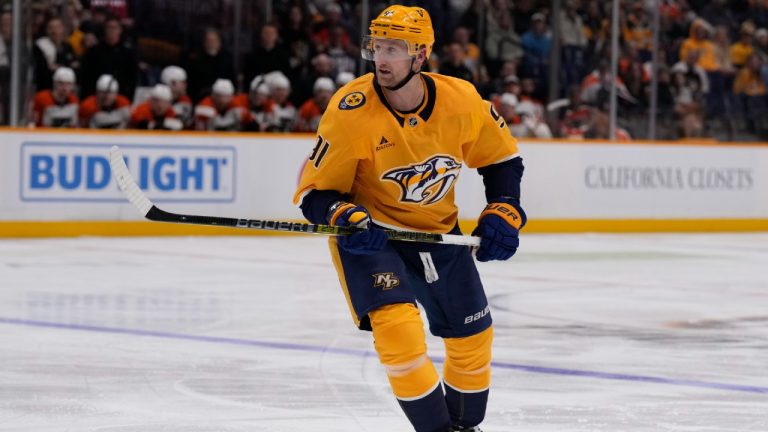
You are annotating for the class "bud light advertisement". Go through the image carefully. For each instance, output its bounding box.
[20,142,236,203]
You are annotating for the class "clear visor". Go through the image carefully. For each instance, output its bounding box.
[361,36,413,61]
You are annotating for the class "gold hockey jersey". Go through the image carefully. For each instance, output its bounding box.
[294,72,519,233]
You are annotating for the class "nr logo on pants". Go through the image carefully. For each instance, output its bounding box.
[373,272,400,290]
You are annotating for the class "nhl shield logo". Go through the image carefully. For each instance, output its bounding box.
[339,92,366,110]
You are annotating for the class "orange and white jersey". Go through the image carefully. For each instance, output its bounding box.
[194,96,253,131]
[172,95,194,129]
[79,95,131,129]
[128,101,182,130]
[294,99,325,132]
[294,72,519,234]
[33,90,79,128]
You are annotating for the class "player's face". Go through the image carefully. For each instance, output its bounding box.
[213,93,232,110]
[96,90,116,107]
[372,39,413,87]
[53,81,73,98]
[169,80,186,98]
[272,87,289,103]
[150,97,170,116]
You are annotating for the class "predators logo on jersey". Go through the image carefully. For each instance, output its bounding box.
[382,155,462,205]
[339,92,366,110]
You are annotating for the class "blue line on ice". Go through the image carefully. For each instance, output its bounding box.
[2,317,766,395]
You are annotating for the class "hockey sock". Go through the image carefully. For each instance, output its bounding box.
[443,326,493,427]
[370,303,451,432]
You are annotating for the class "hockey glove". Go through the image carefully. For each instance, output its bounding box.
[327,201,388,255]
[472,197,526,262]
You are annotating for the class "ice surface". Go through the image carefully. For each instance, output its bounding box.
[1,233,767,431]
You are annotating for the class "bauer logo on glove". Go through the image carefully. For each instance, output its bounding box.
[472,198,527,262]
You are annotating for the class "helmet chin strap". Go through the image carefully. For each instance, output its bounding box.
[380,58,419,91]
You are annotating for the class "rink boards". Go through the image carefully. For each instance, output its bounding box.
[1,128,767,237]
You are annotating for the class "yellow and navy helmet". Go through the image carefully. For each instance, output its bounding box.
[362,5,434,61]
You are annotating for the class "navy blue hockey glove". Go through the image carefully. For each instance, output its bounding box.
[327,201,387,255]
[472,198,526,262]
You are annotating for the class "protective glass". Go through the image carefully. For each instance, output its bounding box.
[360,36,413,61]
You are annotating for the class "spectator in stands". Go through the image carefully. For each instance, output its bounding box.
[749,1,768,30]
[161,66,194,129]
[194,79,252,131]
[670,63,705,137]
[78,74,131,129]
[129,84,182,130]
[327,25,357,76]
[521,13,551,97]
[452,26,480,72]
[560,0,588,91]
[501,74,522,100]
[32,67,79,128]
[584,106,632,141]
[755,28,768,59]
[244,24,290,86]
[484,7,523,75]
[312,2,350,53]
[733,53,768,137]
[243,76,275,132]
[583,0,609,63]
[701,0,737,34]
[185,28,236,102]
[294,77,334,132]
[282,5,310,47]
[33,17,78,91]
[680,18,719,72]
[439,42,474,83]
[730,22,755,69]
[295,53,334,107]
[622,2,653,61]
[80,18,137,99]
[63,3,86,58]
[714,26,736,75]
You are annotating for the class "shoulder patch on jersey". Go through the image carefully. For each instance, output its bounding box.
[339,92,366,110]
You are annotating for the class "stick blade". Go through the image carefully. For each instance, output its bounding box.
[109,145,153,216]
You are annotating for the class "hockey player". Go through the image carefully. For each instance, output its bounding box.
[293,77,335,132]
[32,66,79,128]
[264,71,296,132]
[293,5,525,432]
[128,84,182,130]
[161,66,194,129]
[243,76,275,131]
[78,74,131,129]
[194,78,252,131]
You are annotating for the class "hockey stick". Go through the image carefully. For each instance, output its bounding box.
[109,146,481,246]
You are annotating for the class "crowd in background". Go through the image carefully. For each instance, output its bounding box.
[4,0,768,141]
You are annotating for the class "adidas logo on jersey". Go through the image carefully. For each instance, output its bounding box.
[376,136,395,151]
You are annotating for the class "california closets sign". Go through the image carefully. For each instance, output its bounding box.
[585,165,754,191]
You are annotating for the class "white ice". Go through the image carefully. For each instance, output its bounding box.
[1,233,767,431]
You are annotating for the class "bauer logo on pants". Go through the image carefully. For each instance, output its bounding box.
[20,142,236,203]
